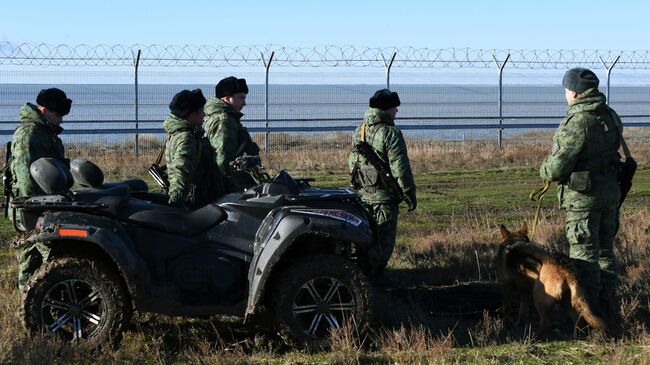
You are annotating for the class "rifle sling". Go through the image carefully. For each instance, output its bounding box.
[234,138,249,158]
[599,105,632,160]
[154,135,169,165]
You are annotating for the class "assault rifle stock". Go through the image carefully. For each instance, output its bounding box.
[353,141,405,201]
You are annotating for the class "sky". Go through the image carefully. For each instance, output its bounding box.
[1,0,648,50]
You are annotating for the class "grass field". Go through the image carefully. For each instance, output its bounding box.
[1,139,649,364]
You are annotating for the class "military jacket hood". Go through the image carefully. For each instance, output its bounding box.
[363,108,395,127]
[567,88,606,115]
[204,97,244,120]
[163,113,200,134]
[19,103,63,135]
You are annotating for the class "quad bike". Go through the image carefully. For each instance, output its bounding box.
[11,155,376,347]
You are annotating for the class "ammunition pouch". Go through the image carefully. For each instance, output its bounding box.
[358,164,380,193]
[350,161,380,193]
[148,163,169,193]
[568,171,591,193]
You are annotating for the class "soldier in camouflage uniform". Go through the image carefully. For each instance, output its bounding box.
[348,89,417,276]
[164,89,223,209]
[9,88,71,230]
[13,88,71,289]
[10,88,70,198]
[204,76,260,193]
[539,68,623,328]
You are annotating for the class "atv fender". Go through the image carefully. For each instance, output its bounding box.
[25,211,149,308]
[245,207,373,316]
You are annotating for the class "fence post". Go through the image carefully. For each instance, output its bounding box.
[132,49,141,158]
[381,52,397,89]
[598,55,621,105]
[261,51,275,157]
[493,53,510,148]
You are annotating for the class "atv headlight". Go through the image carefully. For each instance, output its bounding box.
[290,209,364,227]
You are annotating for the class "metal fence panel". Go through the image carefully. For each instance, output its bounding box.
[1,43,650,155]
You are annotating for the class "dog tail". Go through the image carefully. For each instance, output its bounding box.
[569,280,608,331]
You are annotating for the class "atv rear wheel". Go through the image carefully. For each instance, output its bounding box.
[22,257,131,348]
[272,254,372,346]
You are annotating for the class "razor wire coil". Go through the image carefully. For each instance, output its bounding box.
[2,43,650,69]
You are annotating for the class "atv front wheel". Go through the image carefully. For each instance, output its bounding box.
[22,257,131,348]
[272,254,372,345]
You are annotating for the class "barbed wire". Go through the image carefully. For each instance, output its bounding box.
[1,42,649,69]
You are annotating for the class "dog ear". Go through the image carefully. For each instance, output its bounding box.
[500,224,510,239]
[519,222,529,236]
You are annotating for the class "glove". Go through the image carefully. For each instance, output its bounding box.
[405,190,417,212]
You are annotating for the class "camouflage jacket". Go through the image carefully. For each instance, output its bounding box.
[10,103,65,197]
[540,88,622,211]
[348,108,416,204]
[163,114,223,208]
[203,97,260,193]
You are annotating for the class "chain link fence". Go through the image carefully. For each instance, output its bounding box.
[1,43,649,156]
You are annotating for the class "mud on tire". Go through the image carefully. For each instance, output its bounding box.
[21,256,131,348]
[272,254,372,346]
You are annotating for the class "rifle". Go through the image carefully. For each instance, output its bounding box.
[230,155,271,185]
[352,141,405,202]
[607,107,636,208]
[149,136,169,192]
[2,141,12,217]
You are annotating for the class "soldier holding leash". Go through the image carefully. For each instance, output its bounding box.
[540,68,626,332]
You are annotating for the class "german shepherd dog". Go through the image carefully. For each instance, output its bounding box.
[496,223,607,337]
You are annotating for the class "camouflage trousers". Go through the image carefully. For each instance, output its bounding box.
[565,207,619,295]
[17,241,51,290]
[365,201,400,275]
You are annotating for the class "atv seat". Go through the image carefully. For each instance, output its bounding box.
[103,179,149,192]
[72,185,131,216]
[123,202,227,236]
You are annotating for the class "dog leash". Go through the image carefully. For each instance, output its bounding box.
[529,180,552,240]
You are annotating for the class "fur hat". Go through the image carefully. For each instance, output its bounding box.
[169,89,207,118]
[369,89,401,110]
[36,88,72,116]
[215,76,249,98]
[562,68,600,93]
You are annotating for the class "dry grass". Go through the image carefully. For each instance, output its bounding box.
[1,213,649,363]
[53,128,650,181]
[1,131,649,363]
[375,324,454,355]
